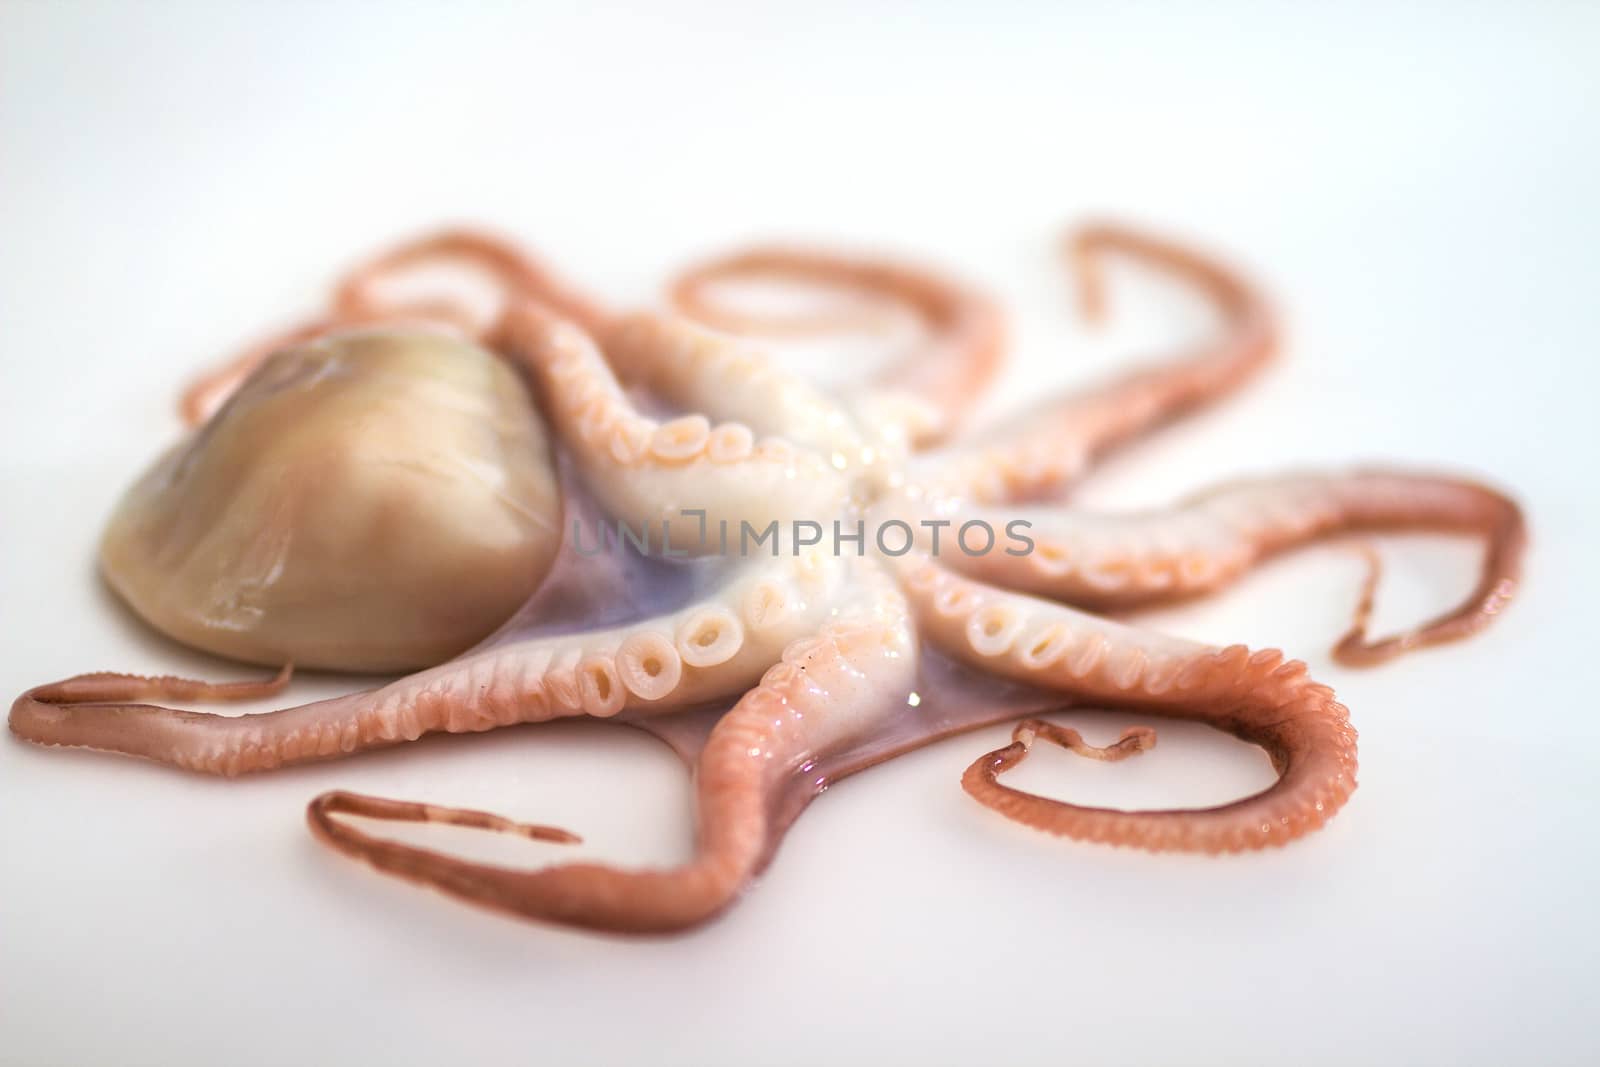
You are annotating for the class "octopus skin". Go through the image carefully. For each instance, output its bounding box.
[10,221,1526,934]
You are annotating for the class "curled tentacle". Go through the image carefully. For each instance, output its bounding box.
[1331,515,1519,665]
[179,229,605,426]
[667,245,1006,446]
[601,311,891,474]
[963,720,1159,835]
[947,468,1526,665]
[923,221,1278,502]
[897,558,1357,852]
[307,583,917,933]
[334,228,608,338]
[501,301,849,554]
[1006,719,1158,762]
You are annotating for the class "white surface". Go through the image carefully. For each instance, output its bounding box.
[3,3,1598,1065]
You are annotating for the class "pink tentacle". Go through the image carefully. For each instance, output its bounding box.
[950,468,1526,666]
[898,559,1358,852]
[307,621,914,933]
[178,229,606,426]
[932,221,1278,501]
[667,245,1006,445]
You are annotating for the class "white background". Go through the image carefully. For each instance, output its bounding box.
[3,3,1597,1064]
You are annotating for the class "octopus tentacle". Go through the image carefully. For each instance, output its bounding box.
[309,791,582,844]
[7,664,382,775]
[7,666,586,778]
[306,572,916,933]
[922,221,1277,502]
[14,663,293,705]
[949,469,1526,665]
[333,228,608,337]
[406,550,867,714]
[179,229,604,426]
[898,559,1357,852]
[350,249,890,471]
[964,720,1159,818]
[8,548,873,775]
[1004,719,1158,762]
[8,665,298,764]
[1330,532,1518,666]
[602,311,891,474]
[667,245,1006,447]
[502,301,849,553]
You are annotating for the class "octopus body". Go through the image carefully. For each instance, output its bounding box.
[9,223,1526,934]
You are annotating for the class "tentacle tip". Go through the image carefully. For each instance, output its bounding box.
[1119,726,1158,753]
[305,789,355,816]
[1061,227,1109,323]
[1072,275,1108,326]
[1331,631,1406,668]
[8,694,62,742]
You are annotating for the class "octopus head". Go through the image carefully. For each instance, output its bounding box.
[99,329,564,672]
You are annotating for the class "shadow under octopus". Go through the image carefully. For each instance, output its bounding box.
[11,222,1526,934]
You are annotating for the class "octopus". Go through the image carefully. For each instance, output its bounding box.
[8,222,1526,934]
